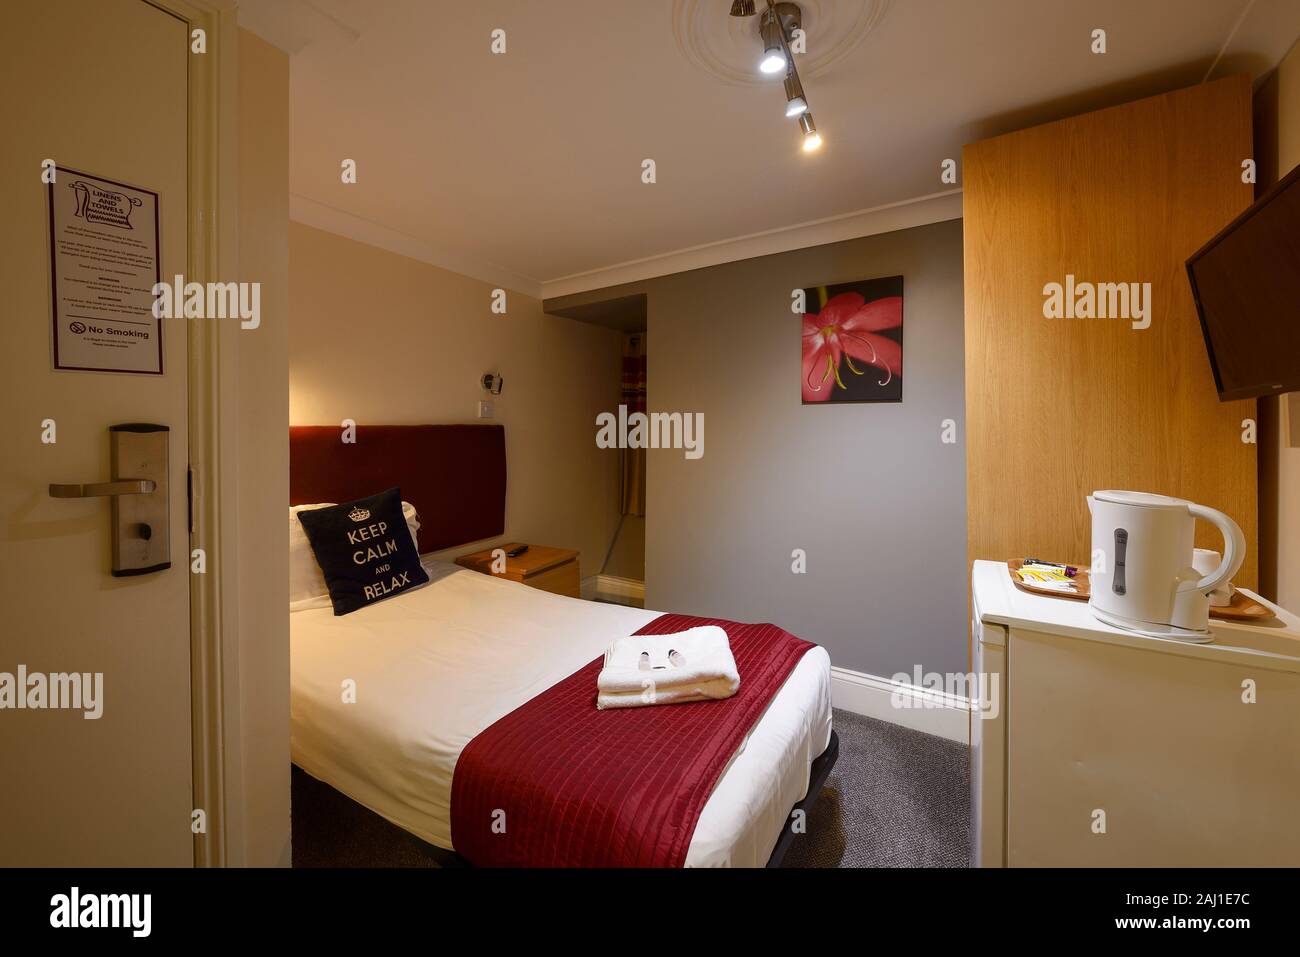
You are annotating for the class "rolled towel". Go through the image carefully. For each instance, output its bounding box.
[597,626,739,710]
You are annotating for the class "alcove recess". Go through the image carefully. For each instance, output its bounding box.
[545,293,647,335]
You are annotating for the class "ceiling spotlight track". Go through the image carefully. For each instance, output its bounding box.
[751,1,821,151]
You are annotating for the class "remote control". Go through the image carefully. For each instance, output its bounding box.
[506,544,529,558]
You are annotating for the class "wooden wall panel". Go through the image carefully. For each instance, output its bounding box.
[964,76,1257,588]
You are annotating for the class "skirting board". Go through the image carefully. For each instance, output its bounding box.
[830,666,971,744]
[581,575,645,606]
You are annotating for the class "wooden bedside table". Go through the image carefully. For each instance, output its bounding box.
[454,544,580,598]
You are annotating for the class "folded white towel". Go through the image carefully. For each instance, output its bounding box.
[596,626,740,710]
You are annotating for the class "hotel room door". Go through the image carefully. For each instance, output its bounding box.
[0,0,194,865]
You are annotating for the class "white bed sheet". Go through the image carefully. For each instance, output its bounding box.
[290,557,833,867]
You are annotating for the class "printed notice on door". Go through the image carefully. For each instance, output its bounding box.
[48,167,162,374]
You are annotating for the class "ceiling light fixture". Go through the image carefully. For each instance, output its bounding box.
[783,73,808,117]
[799,112,822,152]
[729,0,757,16]
[758,10,787,74]
[752,2,823,151]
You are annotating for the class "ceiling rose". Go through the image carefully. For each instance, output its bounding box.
[672,0,890,86]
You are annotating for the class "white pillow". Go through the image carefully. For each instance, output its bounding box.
[290,501,421,606]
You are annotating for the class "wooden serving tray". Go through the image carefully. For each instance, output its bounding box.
[1007,559,1089,600]
[1209,593,1277,621]
[1005,560,1274,621]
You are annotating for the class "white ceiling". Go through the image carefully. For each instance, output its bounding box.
[238,0,1300,297]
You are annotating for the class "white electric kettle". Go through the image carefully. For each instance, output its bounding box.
[1086,490,1245,641]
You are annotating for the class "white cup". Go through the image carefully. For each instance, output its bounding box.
[1193,548,1235,607]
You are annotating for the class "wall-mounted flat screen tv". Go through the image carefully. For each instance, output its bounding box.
[1187,161,1300,401]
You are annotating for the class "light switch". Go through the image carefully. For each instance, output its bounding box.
[478,400,495,419]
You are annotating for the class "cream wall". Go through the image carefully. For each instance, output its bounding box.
[289,223,623,576]
[1281,42,1300,166]
[235,28,291,867]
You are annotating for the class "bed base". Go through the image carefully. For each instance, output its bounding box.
[765,728,839,868]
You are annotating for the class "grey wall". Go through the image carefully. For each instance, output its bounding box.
[548,218,966,677]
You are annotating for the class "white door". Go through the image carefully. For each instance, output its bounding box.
[0,0,193,865]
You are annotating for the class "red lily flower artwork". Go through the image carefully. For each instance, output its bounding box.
[800,277,904,403]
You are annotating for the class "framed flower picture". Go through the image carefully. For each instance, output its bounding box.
[800,276,903,403]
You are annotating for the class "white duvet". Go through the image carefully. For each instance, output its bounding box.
[290,557,833,867]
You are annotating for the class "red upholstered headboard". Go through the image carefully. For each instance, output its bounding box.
[289,424,506,554]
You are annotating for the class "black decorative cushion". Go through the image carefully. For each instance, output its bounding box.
[295,487,430,616]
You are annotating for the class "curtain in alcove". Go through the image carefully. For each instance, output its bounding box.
[620,333,646,517]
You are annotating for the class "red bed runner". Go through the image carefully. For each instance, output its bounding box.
[449,614,814,867]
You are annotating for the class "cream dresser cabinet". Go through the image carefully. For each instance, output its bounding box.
[971,560,1300,867]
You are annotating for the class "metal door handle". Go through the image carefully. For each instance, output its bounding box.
[49,424,170,575]
[49,479,156,498]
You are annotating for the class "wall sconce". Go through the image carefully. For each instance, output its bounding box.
[481,373,504,395]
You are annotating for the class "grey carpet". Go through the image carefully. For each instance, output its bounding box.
[291,707,970,868]
[781,709,970,867]
[291,768,453,868]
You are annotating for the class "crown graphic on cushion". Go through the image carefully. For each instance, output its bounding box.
[348,506,370,522]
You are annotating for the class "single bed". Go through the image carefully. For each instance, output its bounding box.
[292,558,833,867]
[288,424,836,867]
